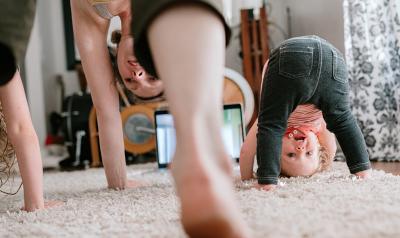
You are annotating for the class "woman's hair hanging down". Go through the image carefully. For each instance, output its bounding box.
[111,29,122,45]
[109,30,165,104]
[108,30,136,103]
[0,103,22,195]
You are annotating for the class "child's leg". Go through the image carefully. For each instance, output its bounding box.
[0,71,44,211]
[148,4,250,237]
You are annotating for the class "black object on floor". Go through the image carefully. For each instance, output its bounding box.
[59,157,90,171]
[60,92,93,170]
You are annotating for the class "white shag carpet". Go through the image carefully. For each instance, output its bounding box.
[1,162,400,238]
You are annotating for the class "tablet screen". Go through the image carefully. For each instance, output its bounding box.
[155,104,244,168]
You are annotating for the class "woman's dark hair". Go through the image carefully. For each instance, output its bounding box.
[111,30,122,45]
[109,30,164,104]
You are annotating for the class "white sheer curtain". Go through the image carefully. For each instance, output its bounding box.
[343,0,400,161]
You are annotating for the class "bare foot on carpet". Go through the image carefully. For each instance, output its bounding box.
[22,200,63,212]
[171,148,251,238]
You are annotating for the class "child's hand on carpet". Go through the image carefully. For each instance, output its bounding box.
[253,183,277,191]
[355,169,372,179]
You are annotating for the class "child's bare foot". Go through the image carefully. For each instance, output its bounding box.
[355,169,371,179]
[171,149,251,238]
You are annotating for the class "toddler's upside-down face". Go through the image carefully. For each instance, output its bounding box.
[280,129,321,177]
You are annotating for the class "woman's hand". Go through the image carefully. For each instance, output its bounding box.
[126,179,148,189]
[22,200,63,212]
[44,200,64,209]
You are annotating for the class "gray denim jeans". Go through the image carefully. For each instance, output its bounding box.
[257,35,371,184]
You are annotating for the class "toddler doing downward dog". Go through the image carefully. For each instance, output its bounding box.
[240,36,371,190]
[240,104,337,181]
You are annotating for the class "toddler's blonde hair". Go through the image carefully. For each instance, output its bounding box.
[316,146,333,173]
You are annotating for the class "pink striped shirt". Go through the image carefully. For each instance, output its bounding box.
[287,104,323,133]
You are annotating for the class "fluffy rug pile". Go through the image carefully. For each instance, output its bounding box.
[1,162,400,237]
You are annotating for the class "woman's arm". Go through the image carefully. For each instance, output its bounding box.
[240,119,258,180]
[0,71,44,211]
[71,0,127,189]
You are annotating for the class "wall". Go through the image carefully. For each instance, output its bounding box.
[25,1,81,145]
[24,1,79,145]
[269,0,345,52]
[36,0,80,116]
[25,13,46,144]
[225,0,345,74]
[225,0,264,74]
[397,0,400,17]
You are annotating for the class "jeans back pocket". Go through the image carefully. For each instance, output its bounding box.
[279,47,313,79]
[332,49,348,84]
